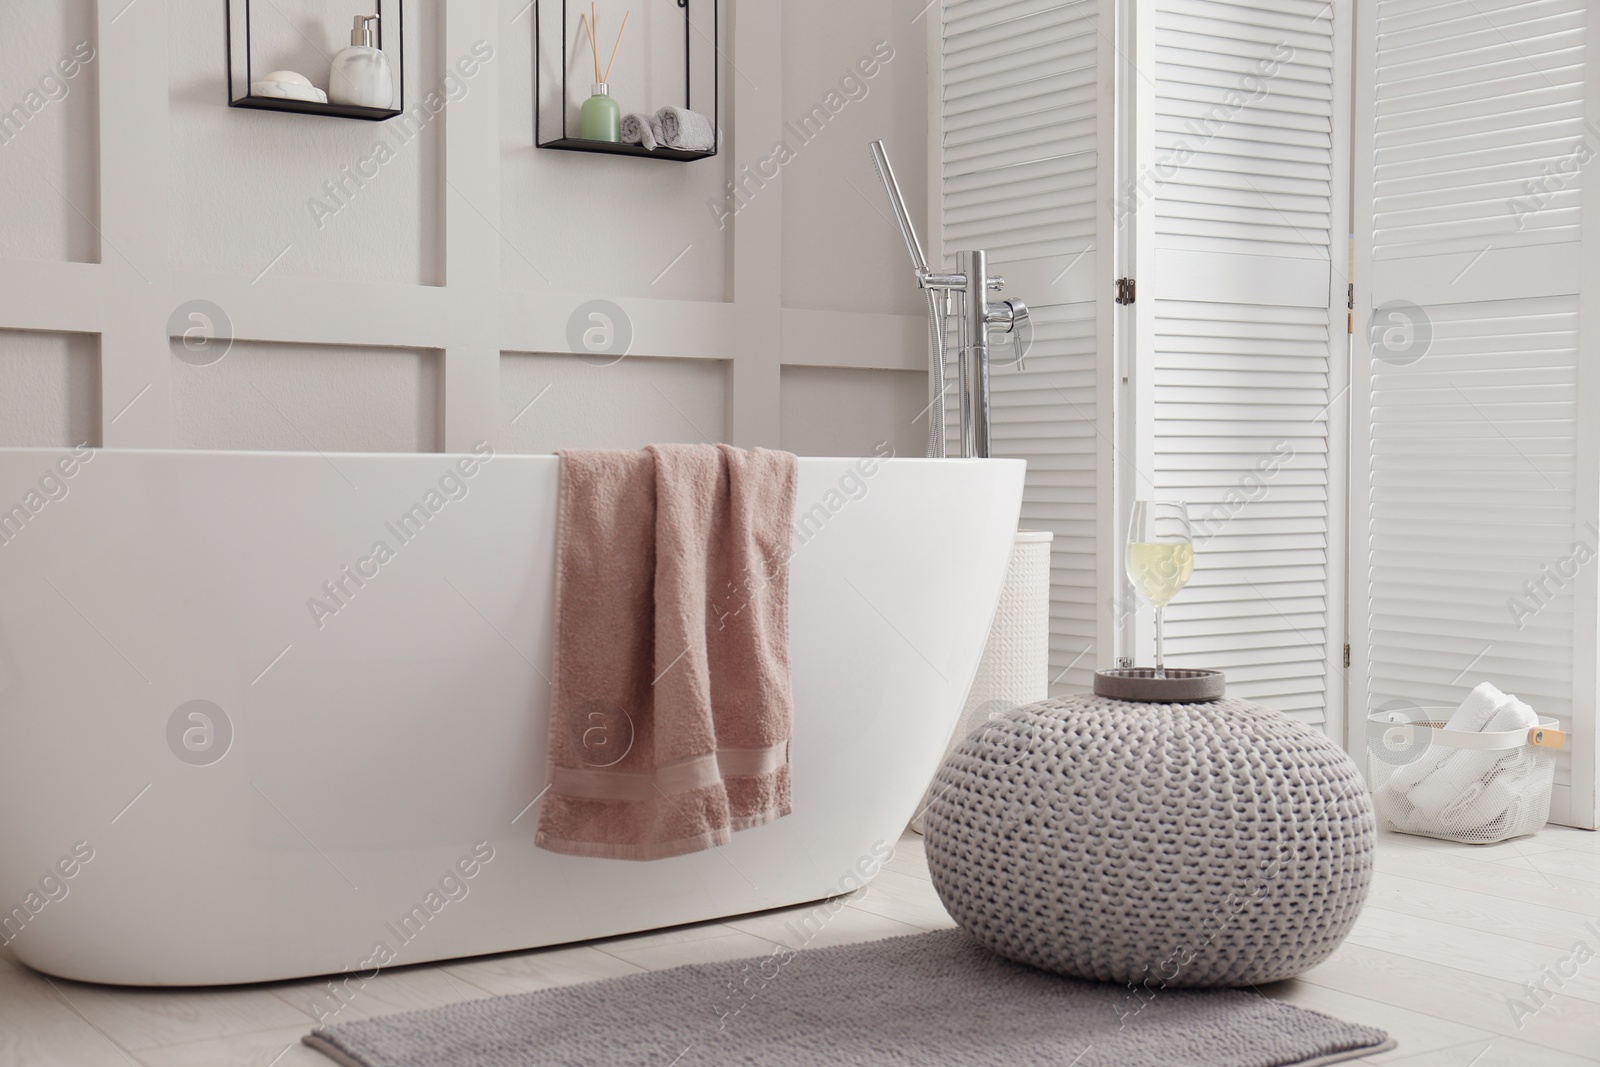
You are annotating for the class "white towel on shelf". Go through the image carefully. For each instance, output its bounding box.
[621,112,661,150]
[657,106,716,151]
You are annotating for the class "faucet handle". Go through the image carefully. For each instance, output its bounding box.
[995,299,1031,371]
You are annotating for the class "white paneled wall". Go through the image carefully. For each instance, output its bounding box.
[500,352,728,452]
[0,331,99,447]
[778,366,926,458]
[0,0,933,457]
[781,12,926,317]
[0,2,98,265]
[170,343,442,453]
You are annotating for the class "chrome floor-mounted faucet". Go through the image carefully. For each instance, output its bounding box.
[869,139,1029,459]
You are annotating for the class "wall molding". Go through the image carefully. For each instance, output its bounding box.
[0,0,925,452]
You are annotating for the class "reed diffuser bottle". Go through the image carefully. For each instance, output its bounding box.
[577,3,629,142]
[580,83,619,141]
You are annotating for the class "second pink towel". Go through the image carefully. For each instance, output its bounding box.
[535,444,797,861]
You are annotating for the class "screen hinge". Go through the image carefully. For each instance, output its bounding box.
[1116,277,1136,305]
[1347,284,1354,334]
[1343,643,1351,669]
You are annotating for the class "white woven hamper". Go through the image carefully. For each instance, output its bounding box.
[912,529,1052,833]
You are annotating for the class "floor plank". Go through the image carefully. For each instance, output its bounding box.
[725,899,928,950]
[1253,979,1495,1063]
[1538,826,1600,855]
[21,970,313,1053]
[845,866,958,930]
[442,943,646,997]
[593,928,784,970]
[1343,907,1600,1007]
[1364,871,1598,951]
[1374,838,1600,914]
[0,973,144,1067]
[1494,848,1600,887]
[1296,940,1600,1060]
[133,1026,329,1067]
[1357,1035,1600,1066]
[268,963,488,1026]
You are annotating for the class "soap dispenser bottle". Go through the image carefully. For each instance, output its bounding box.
[328,14,395,109]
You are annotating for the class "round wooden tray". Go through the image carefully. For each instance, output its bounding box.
[1094,668,1226,703]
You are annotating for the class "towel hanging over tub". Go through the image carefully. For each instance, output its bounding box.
[536,444,798,861]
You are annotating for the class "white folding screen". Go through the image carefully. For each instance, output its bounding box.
[1353,0,1600,827]
[1127,0,1352,731]
[929,0,1600,824]
[933,0,1116,694]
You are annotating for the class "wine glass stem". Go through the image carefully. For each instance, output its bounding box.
[1154,604,1165,679]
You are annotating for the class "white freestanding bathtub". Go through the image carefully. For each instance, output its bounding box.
[0,446,1025,986]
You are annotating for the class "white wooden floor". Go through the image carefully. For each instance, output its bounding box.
[1,828,1597,1066]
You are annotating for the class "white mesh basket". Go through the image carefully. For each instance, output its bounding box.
[1367,712,1566,844]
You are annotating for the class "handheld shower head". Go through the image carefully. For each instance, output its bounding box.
[869,139,929,277]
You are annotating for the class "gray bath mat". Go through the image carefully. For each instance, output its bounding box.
[304,929,1392,1067]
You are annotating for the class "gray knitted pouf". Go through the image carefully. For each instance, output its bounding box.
[924,695,1375,988]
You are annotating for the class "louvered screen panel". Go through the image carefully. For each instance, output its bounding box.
[942,0,1100,264]
[1372,0,1587,260]
[1368,297,1578,780]
[940,0,1107,693]
[1154,0,1338,260]
[1155,300,1334,723]
[1148,0,1343,727]
[1358,0,1588,815]
[990,304,1100,692]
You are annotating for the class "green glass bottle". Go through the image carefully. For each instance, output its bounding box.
[579,83,620,142]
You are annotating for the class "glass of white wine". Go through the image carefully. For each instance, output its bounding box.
[1126,501,1194,678]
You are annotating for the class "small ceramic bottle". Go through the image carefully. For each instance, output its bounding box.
[328,14,394,109]
[579,83,620,142]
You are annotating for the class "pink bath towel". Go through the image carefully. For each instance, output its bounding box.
[535,444,798,861]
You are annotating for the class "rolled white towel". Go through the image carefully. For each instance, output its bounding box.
[1444,681,1511,731]
[1442,749,1549,836]
[657,106,716,151]
[1373,781,1423,833]
[621,112,660,151]
[1440,761,1515,829]
[1388,745,1450,796]
[1392,683,1513,795]
[1482,695,1539,734]
[1405,696,1541,822]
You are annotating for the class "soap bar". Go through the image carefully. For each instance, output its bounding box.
[250,70,328,104]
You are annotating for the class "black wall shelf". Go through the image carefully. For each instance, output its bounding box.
[226,0,405,122]
[539,138,711,162]
[534,0,718,162]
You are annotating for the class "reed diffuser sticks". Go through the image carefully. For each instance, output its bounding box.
[580,3,601,83]
[578,4,630,86]
[603,10,631,84]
